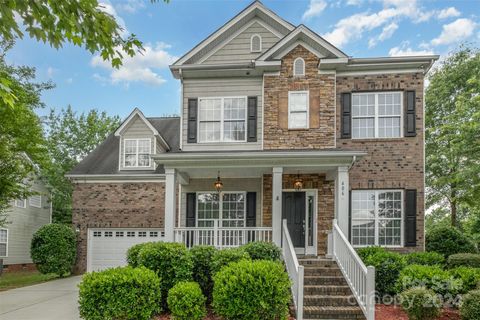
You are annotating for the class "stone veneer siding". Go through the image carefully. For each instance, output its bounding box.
[336,73,425,252]
[72,182,167,273]
[263,45,336,149]
[262,174,334,256]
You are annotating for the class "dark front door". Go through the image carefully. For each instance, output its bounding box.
[282,192,306,248]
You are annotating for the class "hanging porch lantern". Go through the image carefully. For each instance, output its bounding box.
[214,171,223,193]
[293,173,303,191]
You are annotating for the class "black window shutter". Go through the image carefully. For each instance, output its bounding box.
[405,189,417,247]
[247,97,257,142]
[186,193,196,227]
[246,192,256,242]
[405,91,416,137]
[341,93,352,139]
[187,98,198,143]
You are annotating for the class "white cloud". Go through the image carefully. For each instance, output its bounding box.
[345,0,363,6]
[389,41,435,56]
[115,0,146,14]
[437,7,461,19]
[98,2,129,37]
[91,42,178,86]
[302,0,328,20]
[46,67,57,78]
[66,78,73,84]
[368,22,398,48]
[431,18,477,46]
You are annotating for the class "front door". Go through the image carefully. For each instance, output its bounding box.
[282,192,306,249]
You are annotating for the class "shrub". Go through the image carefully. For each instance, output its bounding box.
[448,253,480,269]
[357,246,387,262]
[363,250,406,295]
[167,281,207,320]
[460,289,480,320]
[78,266,161,320]
[210,247,250,274]
[448,267,480,293]
[190,245,216,298]
[126,242,151,267]
[396,265,457,296]
[400,287,441,320]
[137,242,193,306]
[406,252,445,266]
[30,224,76,276]
[241,241,281,261]
[426,225,476,257]
[213,260,291,320]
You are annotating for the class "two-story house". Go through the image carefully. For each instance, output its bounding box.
[68,2,437,319]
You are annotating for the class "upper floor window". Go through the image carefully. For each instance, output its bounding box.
[198,97,246,142]
[293,58,305,76]
[352,92,402,139]
[29,195,42,208]
[124,138,151,167]
[250,34,262,52]
[0,229,7,257]
[15,199,26,208]
[288,91,309,129]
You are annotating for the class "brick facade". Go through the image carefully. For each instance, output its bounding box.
[72,182,166,273]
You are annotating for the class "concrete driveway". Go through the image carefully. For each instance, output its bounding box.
[0,275,82,320]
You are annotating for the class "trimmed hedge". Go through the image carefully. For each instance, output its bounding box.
[213,260,291,320]
[78,266,161,320]
[357,246,386,262]
[405,252,445,266]
[167,281,206,320]
[448,267,480,293]
[426,225,476,257]
[460,289,480,320]
[363,250,406,295]
[400,287,441,320]
[241,241,281,261]
[210,247,250,274]
[396,265,458,296]
[30,224,76,276]
[447,253,480,268]
[126,242,151,268]
[190,245,216,298]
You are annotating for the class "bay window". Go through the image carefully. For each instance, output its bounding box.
[197,192,245,227]
[351,190,403,247]
[124,138,151,167]
[198,97,246,142]
[288,91,309,129]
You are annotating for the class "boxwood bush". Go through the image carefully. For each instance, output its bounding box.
[126,242,151,267]
[405,252,445,266]
[357,246,386,262]
[30,223,77,276]
[448,267,480,293]
[460,289,480,320]
[396,265,457,296]
[78,266,161,320]
[210,247,250,274]
[363,250,406,295]
[212,260,291,320]
[167,281,206,320]
[137,242,193,306]
[400,287,441,320]
[241,241,281,261]
[447,253,480,268]
[426,225,476,257]
[189,245,216,298]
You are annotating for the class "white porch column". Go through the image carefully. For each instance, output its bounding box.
[272,167,283,246]
[164,168,177,242]
[336,166,350,235]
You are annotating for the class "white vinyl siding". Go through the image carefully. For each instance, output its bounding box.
[0,229,7,257]
[288,91,309,129]
[196,192,246,227]
[351,190,403,247]
[29,195,42,208]
[123,138,151,168]
[293,57,305,76]
[352,92,403,139]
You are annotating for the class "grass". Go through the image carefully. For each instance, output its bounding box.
[0,271,58,291]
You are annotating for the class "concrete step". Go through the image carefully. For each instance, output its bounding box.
[303,294,357,307]
[303,306,366,319]
[304,285,352,295]
[304,275,347,286]
[303,267,343,276]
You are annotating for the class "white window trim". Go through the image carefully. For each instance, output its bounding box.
[195,191,247,227]
[250,34,262,53]
[0,228,8,257]
[351,91,404,139]
[351,189,404,248]
[197,96,248,143]
[288,91,310,129]
[123,138,152,168]
[293,57,305,76]
[15,199,26,208]
[29,195,42,208]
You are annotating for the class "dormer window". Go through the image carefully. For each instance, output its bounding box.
[250,34,262,53]
[124,138,151,167]
[293,57,305,76]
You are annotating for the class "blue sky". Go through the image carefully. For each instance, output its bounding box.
[8,0,480,120]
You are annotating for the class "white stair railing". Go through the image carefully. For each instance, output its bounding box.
[282,219,304,320]
[331,219,375,320]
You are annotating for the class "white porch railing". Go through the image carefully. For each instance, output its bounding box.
[174,223,272,248]
[282,219,304,320]
[331,219,375,320]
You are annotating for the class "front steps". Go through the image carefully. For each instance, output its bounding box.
[299,258,366,320]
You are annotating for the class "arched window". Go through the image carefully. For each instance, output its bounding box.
[250,34,262,53]
[293,58,305,76]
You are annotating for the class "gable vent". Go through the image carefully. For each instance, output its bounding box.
[294,58,305,76]
[250,34,262,53]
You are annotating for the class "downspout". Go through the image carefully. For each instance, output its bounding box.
[349,155,357,170]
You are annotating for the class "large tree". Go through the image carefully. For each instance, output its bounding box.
[425,46,480,226]
[44,106,121,223]
[0,40,53,226]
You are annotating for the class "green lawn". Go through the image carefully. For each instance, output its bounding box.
[0,271,58,291]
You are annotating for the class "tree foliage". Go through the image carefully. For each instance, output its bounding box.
[44,106,120,223]
[425,46,480,226]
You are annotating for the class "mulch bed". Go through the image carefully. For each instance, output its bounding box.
[376,304,460,320]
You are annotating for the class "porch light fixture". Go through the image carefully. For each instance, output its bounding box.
[294,173,303,191]
[214,171,223,193]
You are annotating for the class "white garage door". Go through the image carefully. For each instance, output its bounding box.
[87,228,164,272]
